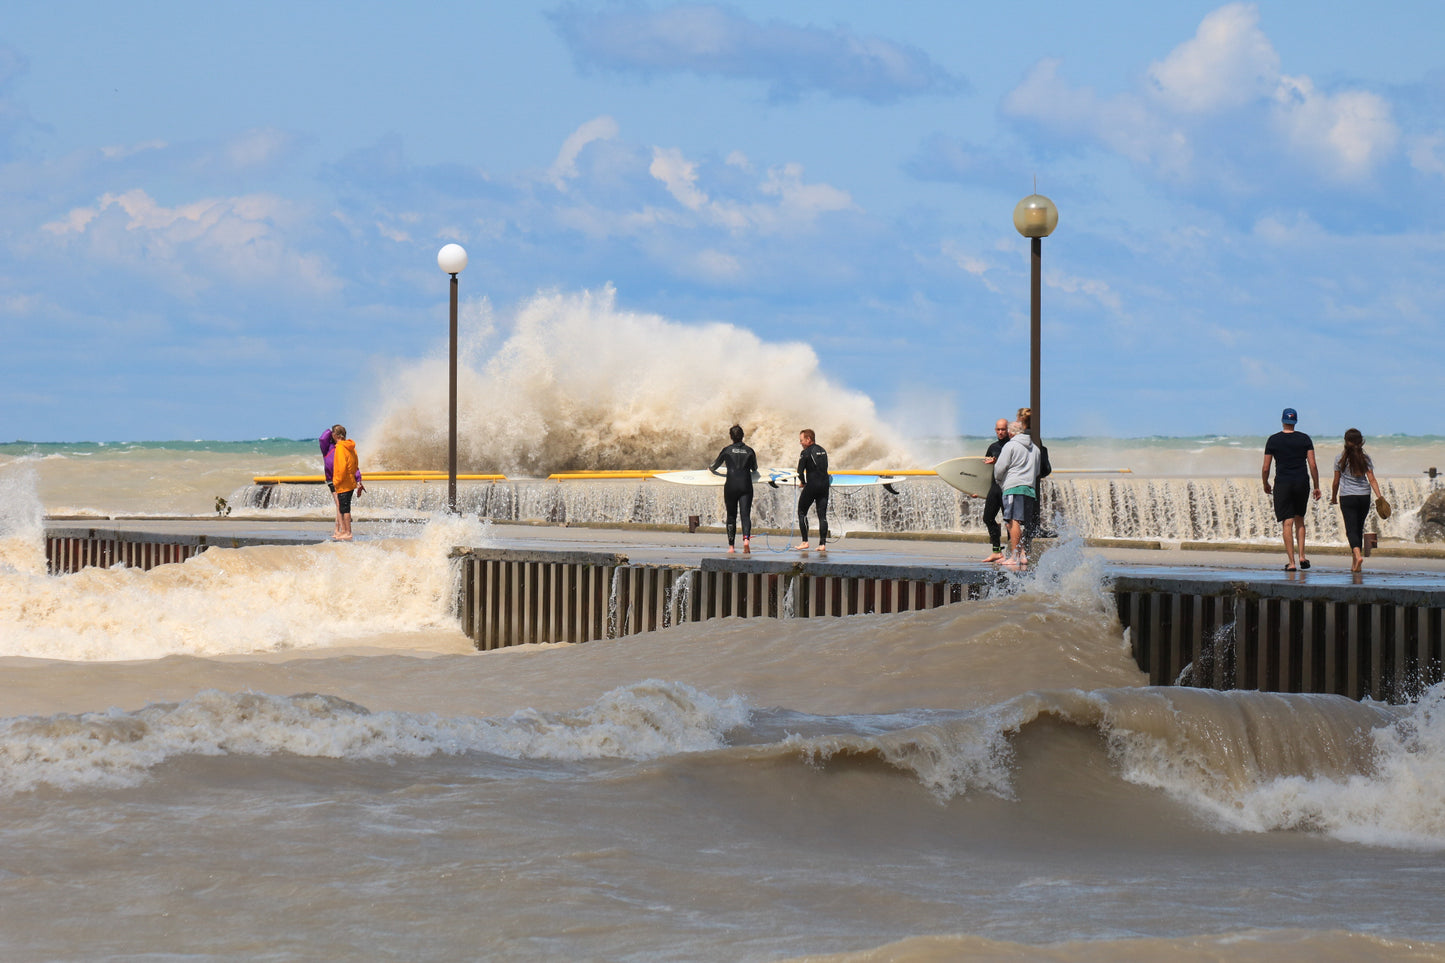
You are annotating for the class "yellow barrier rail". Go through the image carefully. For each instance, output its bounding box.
[253,473,506,484]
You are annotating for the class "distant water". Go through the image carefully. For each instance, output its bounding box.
[6,435,1444,528]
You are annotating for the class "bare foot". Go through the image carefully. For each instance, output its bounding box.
[981,552,1004,563]
[742,539,751,554]
[727,545,736,554]
[793,543,811,551]
[817,544,827,553]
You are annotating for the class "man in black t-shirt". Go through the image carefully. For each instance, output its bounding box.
[1262,407,1321,571]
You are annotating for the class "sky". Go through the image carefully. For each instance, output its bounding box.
[1,0,1442,442]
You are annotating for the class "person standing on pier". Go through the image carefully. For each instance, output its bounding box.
[793,429,830,552]
[992,420,1040,569]
[331,426,365,542]
[1262,407,1320,571]
[1329,428,1383,573]
[709,425,758,554]
[980,418,1010,563]
[320,425,344,539]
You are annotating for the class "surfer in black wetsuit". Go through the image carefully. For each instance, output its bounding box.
[793,428,830,552]
[980,417,1010,563]
[709,425,758,554]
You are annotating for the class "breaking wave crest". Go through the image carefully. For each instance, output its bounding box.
[0,681,750,794]
[365,286,912,474]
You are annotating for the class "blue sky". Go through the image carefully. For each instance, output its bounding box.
[1,0,1442,442]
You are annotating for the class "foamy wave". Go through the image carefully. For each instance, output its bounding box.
[365,286,912,474]
[0,513,492,660]
[777,685,1445,851]
[1090,685,1445,849]
[0,681,750,794]
[0,462,46,575]
[1221,684,1445,848]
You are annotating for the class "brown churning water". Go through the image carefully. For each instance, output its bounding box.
[2,452,1445,959]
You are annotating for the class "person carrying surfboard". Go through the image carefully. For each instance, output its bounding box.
[709,425,758,554]
[980,418,1011,563]
[793,429,830,552]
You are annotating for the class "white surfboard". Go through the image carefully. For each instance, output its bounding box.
[653,468,796,487]
[933,457,993,498]
[829,473,912,490]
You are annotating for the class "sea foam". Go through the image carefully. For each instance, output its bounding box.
[0,680,750,794]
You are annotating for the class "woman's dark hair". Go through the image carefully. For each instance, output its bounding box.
[729,425,744,443]
[1340,428,1369,477]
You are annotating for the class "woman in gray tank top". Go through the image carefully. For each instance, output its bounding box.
[1328,428,1383,573]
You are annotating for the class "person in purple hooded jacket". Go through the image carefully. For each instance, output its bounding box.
[320,425,347,538]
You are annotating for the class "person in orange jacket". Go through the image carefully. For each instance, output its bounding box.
[331,426,365,541]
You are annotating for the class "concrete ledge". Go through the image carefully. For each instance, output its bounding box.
[458,547,630,567]
[45,527,319,549]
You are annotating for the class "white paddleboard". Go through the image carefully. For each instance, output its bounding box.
[933,457,993,498]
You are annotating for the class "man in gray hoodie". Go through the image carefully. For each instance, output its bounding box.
[992,421,1041,568]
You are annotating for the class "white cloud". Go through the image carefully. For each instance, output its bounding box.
[41,189,340,297]
[100,139,168,160]
[941,240,1000,293]
[1047,271,1123,314]
[222,127,294,169]
[549,115,620,189]
[1146,3,1278,113]
[648,147,853,234]
[549,2,961,103]
[1271,76,1398,181]
[649,146,711,211]
[1005,3,1400,187]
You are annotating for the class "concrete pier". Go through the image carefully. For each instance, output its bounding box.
[42,518,1445,703]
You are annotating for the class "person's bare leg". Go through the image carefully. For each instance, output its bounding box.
[1281,519,1297,569]
[742,537,750,554]
[1296,521,1309,569]
[1002,520,1023,568]
[332,491,342,538]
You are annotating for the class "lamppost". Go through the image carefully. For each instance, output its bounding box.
[1012,193,1058,447]
[437,243,468,513]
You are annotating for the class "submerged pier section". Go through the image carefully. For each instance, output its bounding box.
[454,549,1444,703]
[41,526,1445,704]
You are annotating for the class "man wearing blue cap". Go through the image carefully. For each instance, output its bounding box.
[1262,407,1321,571]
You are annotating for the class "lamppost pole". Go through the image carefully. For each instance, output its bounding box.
[437,244,469,513]
[1030,235,1042,446]
[1012,194,1058,448]
[448,270,458,513]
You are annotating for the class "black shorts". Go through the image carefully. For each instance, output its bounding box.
[1273,479,1309,521]
[337,490,354,514]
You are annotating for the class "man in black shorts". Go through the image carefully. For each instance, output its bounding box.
[1262,407,1321,571]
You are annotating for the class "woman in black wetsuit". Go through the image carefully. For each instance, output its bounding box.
[709,425,758,554]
